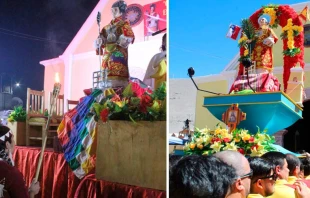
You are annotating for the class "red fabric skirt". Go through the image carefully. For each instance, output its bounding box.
[229,73,280,93]
[13,146,166,198]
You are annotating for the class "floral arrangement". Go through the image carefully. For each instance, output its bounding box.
[238,4,304,91]
[184,126,276,157]
[281,18,303,57]
[92,82,166,122]
[7,106,27,122]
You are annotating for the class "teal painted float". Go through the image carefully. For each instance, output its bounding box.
[203,92,302,135]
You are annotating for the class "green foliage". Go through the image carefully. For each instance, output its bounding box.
[240,19,257,53]
[7,106,27,122]
[280,30,300,39]
[93,82,166,122]
[283,48,301,57]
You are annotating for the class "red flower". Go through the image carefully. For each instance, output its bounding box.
[223,138,231,143]
[139,94,153,113]
[238,148,245,155]
[100,109,109,123]
[249,137,255,143]
[211,137,222,144]
[251,144,259,151]
[111,94,121,102]
[131,82,145,98]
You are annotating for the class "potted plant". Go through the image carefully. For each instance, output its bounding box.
[7,106,27,146]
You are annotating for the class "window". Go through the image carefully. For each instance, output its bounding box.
[304,24,310,48]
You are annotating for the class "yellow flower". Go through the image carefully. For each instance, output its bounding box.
[223,141,238,151]
[202,135,212,145]
[214,128,221,135]
[244,49,249,56]
[234,137,241,143]
[190,143,196,150]
[197,127,210,135]
[250,147,263,157]
[288,44,295,50]
[196,137,203,144]
[238,35,248,44]
[210,142,224,153]
[222,131,232,140]
[255,134,266,143]
[197,144,204,150]
[297,26,303,32]
[242,134,251,142]
[263,8,276,25]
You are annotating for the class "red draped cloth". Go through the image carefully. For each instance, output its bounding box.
[13,146,166,198]
[229,73,280,93]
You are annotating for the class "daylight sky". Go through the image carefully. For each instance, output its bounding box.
[169,0,305,78]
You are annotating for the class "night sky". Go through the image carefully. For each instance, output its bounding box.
[0,0,99,106]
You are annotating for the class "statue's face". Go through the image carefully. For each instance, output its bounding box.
[111,7,122,19]
[259,18,268,27]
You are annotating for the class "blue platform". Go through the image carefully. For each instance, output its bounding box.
[203,92,303,135]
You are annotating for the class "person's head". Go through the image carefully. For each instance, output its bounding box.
[150,4,156,12]
[111,0,127,18]
[261,151,289,180]
[286,154,301,177]
[258,14,270,28]
[170,155,237,198]
[248,157,277,197]
[169,154,182,176]
[301,157,310,178]
[0,125,15,166]
[161,33,166,52]
[214,150,251,198]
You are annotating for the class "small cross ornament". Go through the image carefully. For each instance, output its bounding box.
[222,104,246,133]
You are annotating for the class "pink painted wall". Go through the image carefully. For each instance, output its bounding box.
[42,59,65,109]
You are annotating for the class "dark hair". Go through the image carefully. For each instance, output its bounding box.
[301,157,310,176]
[169,154,182,178]
[150,4,156,9]
[112,0,127,14]
[0,125,12,151]
[261,151,286,169]
[161,33,166,51]
[248,157,275,184]
[286,154,301,176]
[170,155,237,198]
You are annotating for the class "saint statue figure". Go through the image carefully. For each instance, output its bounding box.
[96,0,135,88]
[228,111,237,122]
[250,14,278,73]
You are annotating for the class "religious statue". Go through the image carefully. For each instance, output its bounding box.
[230,14,280,93]
[249,14,278,73]
[96,0,135,88]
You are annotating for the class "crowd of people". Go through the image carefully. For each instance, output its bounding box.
[170,150,310,198]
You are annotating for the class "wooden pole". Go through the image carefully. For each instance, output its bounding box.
[34,83,61,182]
